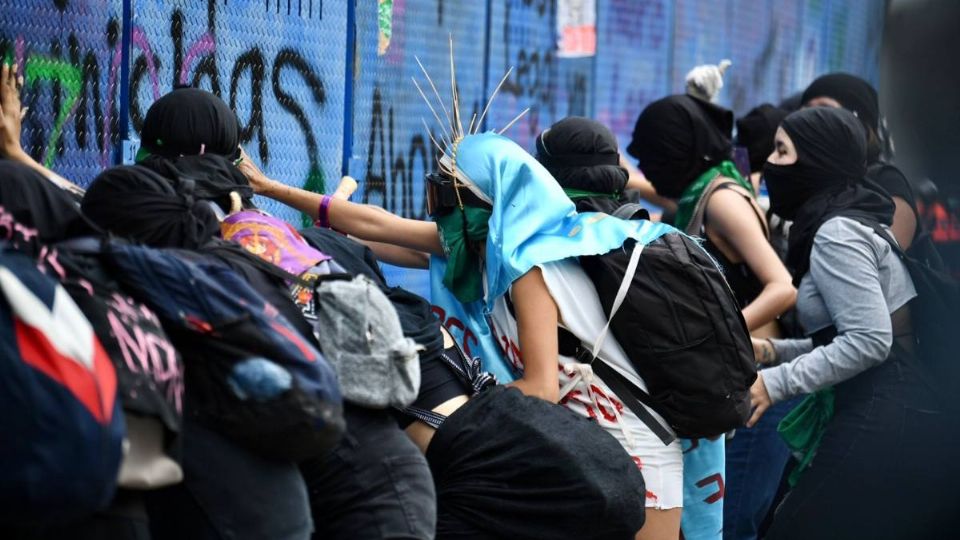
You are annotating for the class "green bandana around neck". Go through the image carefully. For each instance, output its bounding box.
[435,206,492,303]
[673,160,754,231]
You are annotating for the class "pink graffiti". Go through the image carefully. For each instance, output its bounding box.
[39,246,67,280]
[107,309,184,413]
[0,206,39,246]
[131,26,162,100]
[178,32,216,85]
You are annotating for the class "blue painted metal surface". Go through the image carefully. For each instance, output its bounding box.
[0,0,887,295]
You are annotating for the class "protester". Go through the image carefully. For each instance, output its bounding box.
[534,116,732,540]
[750,107,953,539]
[246,127,686,538]
[628,95,795,337]
[735,104,789,191]
[801,73,920,250]
[92,87,439,540]
[81,166,320,540]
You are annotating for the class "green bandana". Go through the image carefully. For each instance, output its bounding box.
[673,160,754,231]
[562,188,620,201]
[777,388,835,487]
[435,206,492,303]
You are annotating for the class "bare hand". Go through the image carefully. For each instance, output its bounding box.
[747,374,771,427]
[752,337,777,365]
[235,146,274,194]
[0,62,26,159]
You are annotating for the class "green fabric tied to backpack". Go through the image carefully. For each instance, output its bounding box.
[777,387,835,487]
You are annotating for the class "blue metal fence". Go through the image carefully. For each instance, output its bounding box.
[0,0,886,295]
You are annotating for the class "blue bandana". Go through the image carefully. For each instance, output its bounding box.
[430,132,675,380]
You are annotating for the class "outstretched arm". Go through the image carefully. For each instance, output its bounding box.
[238,148,443,255]
[0,62,84,197]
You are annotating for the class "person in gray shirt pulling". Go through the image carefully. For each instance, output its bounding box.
[747,106,953,539]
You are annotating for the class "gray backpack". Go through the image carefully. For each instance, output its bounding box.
[312,274,422,408]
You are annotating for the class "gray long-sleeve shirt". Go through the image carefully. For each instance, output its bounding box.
[762,217,916,403]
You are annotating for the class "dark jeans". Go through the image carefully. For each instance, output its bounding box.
[723,395,800,540]
[301,404,436,540]
[146,418,312,540]
[766,354,960,539]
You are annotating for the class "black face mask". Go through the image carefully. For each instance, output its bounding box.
[762,161,845,220]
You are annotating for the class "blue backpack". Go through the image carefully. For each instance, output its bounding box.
[97,240,345,461]
[0,247,124,524]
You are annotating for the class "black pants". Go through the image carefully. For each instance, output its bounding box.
[766,353,960,540]
[301,404,437,540]
[145,418,313,540]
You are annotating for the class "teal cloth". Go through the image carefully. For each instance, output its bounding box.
[429,132,675,380]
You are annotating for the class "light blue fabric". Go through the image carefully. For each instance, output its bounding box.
[681,437,726,540]
[429,132,675,380]
[430,256,520,383]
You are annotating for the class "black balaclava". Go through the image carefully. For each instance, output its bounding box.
[535,116,628,195]
[140,87,241,161]
[82,165,220,250]
[762,107,894,283]
[627,95,733,198]
[0,160,96,254]
[736,104,789,174]
[801,73,880,136]
[139,153,255,213]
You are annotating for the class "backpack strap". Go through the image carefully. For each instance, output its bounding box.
[686,177,768,239]
[610,203,650,221]
[398,338,496,430]
[564,243,676,446]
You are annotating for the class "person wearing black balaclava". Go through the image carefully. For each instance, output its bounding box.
[735,104,789,189]
[130,88,439,540]
[629,96,796,540]
[137,87,241,162]
[535,116,633,216]
[627,95,795,333]
[801,73,925,255]
[749,107,954,539]
[82,165,318,540]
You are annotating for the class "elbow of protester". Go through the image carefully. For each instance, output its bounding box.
[768,281,797,315]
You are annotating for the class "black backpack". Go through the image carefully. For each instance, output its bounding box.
[574,202,757,441]
[857,220,960,416]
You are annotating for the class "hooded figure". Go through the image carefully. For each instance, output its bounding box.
[626,95,753,231]
[138,87,241,161]
[139,153,255,214]
[762,107,894,283]
[431,132,673,312]
[736,104,790,174]
[82,165,221,250]
[535,116,627,195]
[801,73,880,137]
[627,94,735,199]
[756,106,954,540]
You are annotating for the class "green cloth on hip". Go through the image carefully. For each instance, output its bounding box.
[777,387,835,487]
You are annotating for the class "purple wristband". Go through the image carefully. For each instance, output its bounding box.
[315,194,333,228]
